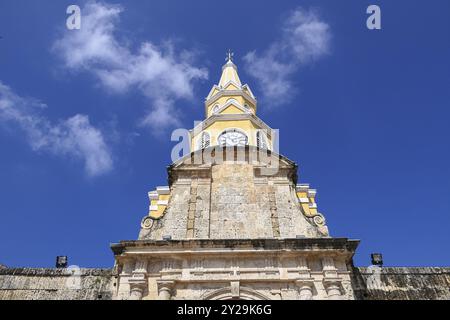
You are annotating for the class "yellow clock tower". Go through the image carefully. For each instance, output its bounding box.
[190,52,273,152]
[111,53,360,301]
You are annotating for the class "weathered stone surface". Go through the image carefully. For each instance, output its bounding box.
[352,267,450,300]
[111,238,359,300]
[0,268,115,300]
[118,148,450,300]
[2,150,448,300]
[1,260,449,300]
[139,148,325,241]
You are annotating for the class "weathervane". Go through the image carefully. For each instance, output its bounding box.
[226,49,234,62]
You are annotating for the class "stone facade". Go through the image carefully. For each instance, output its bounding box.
[139,147,328,241]
[111,239,358,300]
[109,147,359,300]
[2,266,449,300]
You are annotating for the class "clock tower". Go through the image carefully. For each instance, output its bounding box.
[111,54,360,300]
[190,52,272,152]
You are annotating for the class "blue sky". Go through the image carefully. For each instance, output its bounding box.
[0,0,449,268]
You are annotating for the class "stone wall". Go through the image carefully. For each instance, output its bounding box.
[0,267,115,300]
[139,148,326,241]
[1,266,449,299]
[352,267,450,300]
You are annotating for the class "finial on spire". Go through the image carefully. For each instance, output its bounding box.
[226,49,234,63]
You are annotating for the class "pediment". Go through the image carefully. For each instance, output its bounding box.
[192,113,272,134]
[223,81,241,91]
[216,99,249,115]
[205,88,257,107]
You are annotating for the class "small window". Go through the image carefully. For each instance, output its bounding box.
[256,131,268,149]
[212,105,220,114]
[200,132,210,149]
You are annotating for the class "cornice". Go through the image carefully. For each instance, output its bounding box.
[205,88,257,107]
[190,113,273,136]
[110,238,361,257]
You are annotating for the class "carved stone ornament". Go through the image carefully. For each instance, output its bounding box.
[141,216,154,229]
[313,214,326,227]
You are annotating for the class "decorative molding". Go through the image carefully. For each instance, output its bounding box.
[296,184,310,192]
[141,216,154,229]
[308,189,317,197]
[295,184,329,234]
[202,286,271,300]
[157,186,170,195]
[221,80,242,90]
[205,88,257,107]
[212,98,252,116]
[191,113,272,136]
[242,84,256,100]
[148,191,159,200]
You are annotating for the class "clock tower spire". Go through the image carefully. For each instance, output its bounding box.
[191,53,268,152]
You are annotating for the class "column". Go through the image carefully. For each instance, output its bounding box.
[322,257,342,300]
[323,280,342,300]
[157,281,175,300]
[128,259,148,300]
[295,279,315,300]
[129,283,146,300]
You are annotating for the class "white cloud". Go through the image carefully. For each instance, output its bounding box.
[243,8,331,106]
[0,81,113,176]
[52,1,208,133]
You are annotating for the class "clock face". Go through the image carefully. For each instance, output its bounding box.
[218,130,248,147]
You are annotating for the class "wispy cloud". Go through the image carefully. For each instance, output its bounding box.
[52,1,208,133]
[243,7,331,107]
[0,81,113,176]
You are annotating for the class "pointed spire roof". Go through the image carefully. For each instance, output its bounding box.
[218,50,242,87]
[205,50,256,107]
